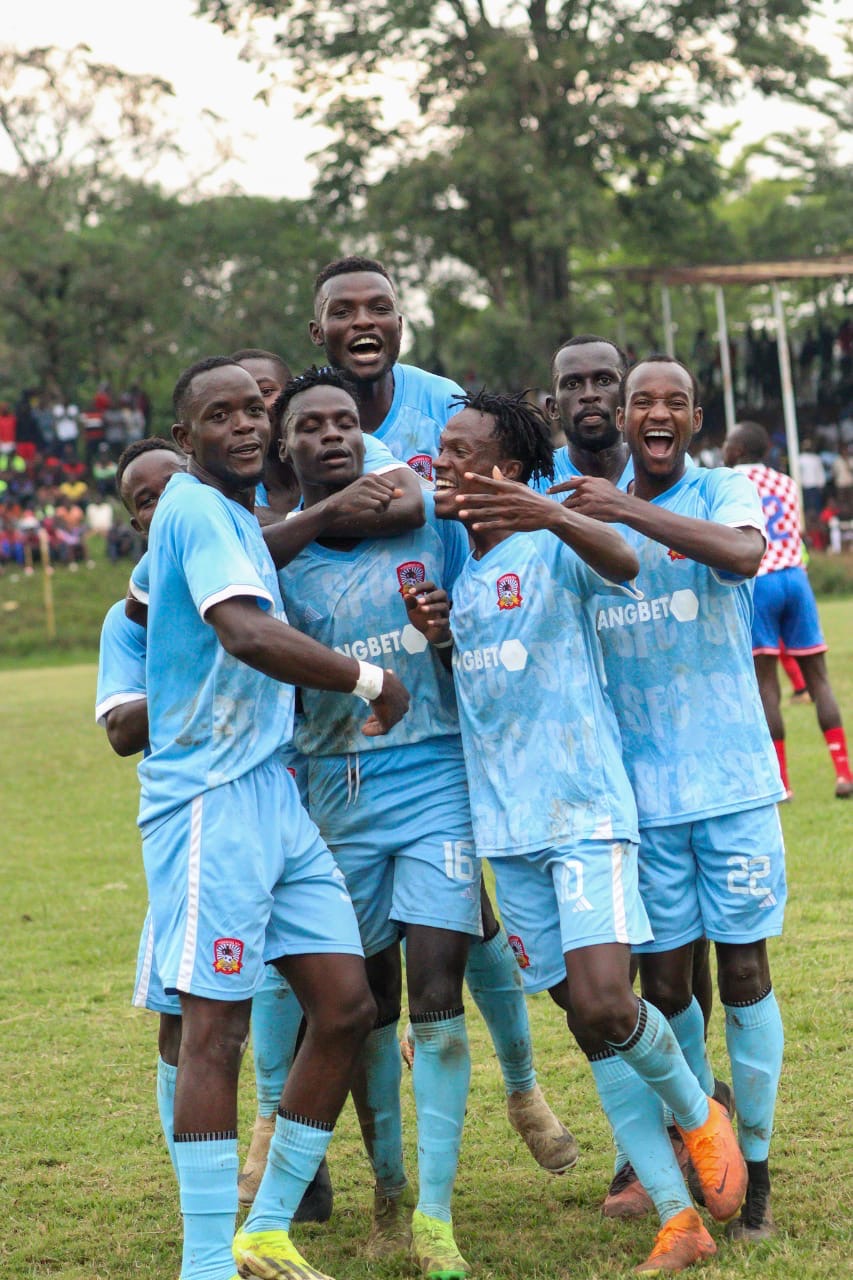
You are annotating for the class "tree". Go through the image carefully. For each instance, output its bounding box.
[198,0,841,383]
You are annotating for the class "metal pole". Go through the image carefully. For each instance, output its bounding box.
[715,286,735,434]
[661,286,675,356]
[771,281,802,500]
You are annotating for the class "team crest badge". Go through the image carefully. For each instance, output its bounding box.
[213,937,244,975]
[666,548,686,561]
[507,934,531,970]
[497,573,523,610]
[397,560,426,595]
[407,453,434,481]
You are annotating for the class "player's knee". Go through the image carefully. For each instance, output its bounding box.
[571,981,636,1042]
[639,967,691,1017]
[315,985,377,1045]
[716,943,769,1004]
[180,999,251,1070]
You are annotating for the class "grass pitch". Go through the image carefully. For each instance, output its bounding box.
[2,604,851,1279]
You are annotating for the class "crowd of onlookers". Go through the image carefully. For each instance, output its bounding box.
[0,382,152,573]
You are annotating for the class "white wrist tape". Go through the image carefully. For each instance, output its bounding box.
[353,660,385,703]
[433,637,454,650]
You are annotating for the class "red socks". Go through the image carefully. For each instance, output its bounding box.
[772,739,790,792]
[824,726,853,783]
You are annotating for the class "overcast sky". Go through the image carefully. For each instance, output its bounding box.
[4,0,848,199]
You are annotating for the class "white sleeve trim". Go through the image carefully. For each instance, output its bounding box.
[199,583,275,619]
[128,579,148,605]
[372,461,408,476]
[95,691,146,725]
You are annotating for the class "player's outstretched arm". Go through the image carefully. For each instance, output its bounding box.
[565,476,765,578]
[457,470,638,584]
[207,596,410,734]
[402,580,454,670]
[104,701,149,757]
[262,469,425,569]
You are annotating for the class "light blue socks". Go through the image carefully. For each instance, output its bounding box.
[410,1010,470,1222]
[465,927,536,1095]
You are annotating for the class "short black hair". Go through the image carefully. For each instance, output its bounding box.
[230,348,292,382]
[313,256,394,299]
[272,365,361,441]
[730,420,770,463]
[172,356,238,421]
[452,389,554,486]
[621,355,699,406]
[115,436,183,508]
[551,334,629,379]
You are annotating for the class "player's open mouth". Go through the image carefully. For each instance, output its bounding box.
[434,478,456,490]
[320,448,351,464]
[643,430,675,457]
[231,443,263,458]
[348,335,383,358]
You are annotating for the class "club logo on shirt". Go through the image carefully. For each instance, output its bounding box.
[407,454,434,481]
[397,560,426,595]
[497,573,523,610]
[666,548,687,561]
[213,937,244,975]
[507,933,531,969]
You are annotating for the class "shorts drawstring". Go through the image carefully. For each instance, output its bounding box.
[346,753,361,806]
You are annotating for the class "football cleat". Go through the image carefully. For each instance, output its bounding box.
[507,1083,579,1174]
[634,1206,716,1274]
[676,1098,747,1222]
[726,1181,775,1242]
[410,1210,471,1280]
[232,1228,334,1280]
[602,1162,654,1218]
[365,1183,415,1258]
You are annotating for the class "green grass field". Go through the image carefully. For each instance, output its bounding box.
[2,603,851,1279]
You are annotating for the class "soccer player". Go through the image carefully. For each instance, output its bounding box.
[566,357,787,1243]
[140,355,410,1280]
[231,348,298,517]
[542,335,719,1217]
[309,255,463,479]
[96,437,186,1177]
[275,363,489,1277]
[419,389,747,1275]
[722,420,853,799]
[311,256,573,1171]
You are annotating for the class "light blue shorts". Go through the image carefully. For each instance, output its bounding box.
[489,840,652,994]
[132,908,182,1016]
[308,739,482,958]
[141,756,363,1001]
[634,804,787,952]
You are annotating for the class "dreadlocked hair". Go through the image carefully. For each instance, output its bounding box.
[453,388,554,486]
[271,364,360,439]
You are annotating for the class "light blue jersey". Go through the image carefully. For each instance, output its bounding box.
[255,432,402,508]
[449,530,640,858]
[531,450,634,496]
[368,364,464,482]
[280,492,469,756]
[137,472,293,827]
[595,465,784,827]
[95,600,147,727]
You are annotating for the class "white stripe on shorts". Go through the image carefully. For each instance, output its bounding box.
[177,795,204,993]
[132,916,155,1009]
[611,842,628,943]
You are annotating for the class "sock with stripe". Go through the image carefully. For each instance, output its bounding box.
[825,726,853,783]
[723,988,784,1162]
[243,1111,334,1234]
[606,998,709,1132]
[174,1132,239,1280]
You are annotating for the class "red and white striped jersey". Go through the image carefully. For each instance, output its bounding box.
[735,463,803,575]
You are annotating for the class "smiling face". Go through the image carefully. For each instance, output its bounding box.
[120,449,185,536]
[172,365,270,498]
[549,341,623,452]
[281,383,364,498]
[618,360,702,490]
[433,408,520,519]
[310,271,403,384]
